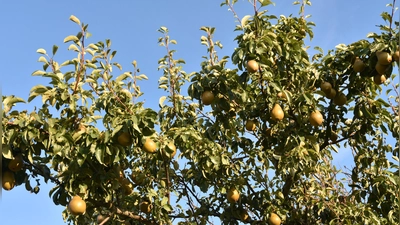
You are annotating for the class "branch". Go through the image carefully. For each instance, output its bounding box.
[114,207,156,225]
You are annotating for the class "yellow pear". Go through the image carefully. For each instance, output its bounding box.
[393,49,399,63]
[227,187,240,203]
[374,74,386,85]
[245,120,256,131]
[309,110,323,127]
[246,60,259,73]
[2,171,15,191]
[268,213,281,225]
[271,104,284,121]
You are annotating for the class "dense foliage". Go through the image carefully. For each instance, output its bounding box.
[2,1,399,224]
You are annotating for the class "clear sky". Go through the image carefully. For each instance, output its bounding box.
[0,1,396,224]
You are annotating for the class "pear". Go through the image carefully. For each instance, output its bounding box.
[393,49,399,63]
[353,57,365,73]
[320,81,332,95]
[309,110,323,127]
[376,51,392,65]
[375,63,388,75]
[374,74,386,85]
[271,104,284,121]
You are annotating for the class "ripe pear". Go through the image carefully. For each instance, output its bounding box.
[353,57,365,73]
[268,213,281,225]
[246,60,259,73]
[140,201,152,213]
[245,120,256,131]
[374,74,386,85]
[309,110,323,127]
[2,171,16,191]
[227,187,240,203]
[143,138,157,153]
[393,49,399,63]
[69,196,86,216]
[277,92,287,99]
[271,104,284,121]
[376,51,392,65]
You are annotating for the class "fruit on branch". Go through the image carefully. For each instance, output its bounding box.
[143,138,157,153]
[333,92,347,106]
[325,88,337,100]
[131,172,145,186]
[246,60,259,73]
[97,214,106,224]
[245,120,256,131]
[268,212,281,225]
[353,57,365,73]
[117,132,133,147]
[374,74,386,85]
[121,178,133,195]
[393,49,399,62]
[375,63,388,75]
[140,201,152,214]
[277,92,287,99]
[271,104,284,121]
[320,81,332,95]
[376,51,392,65]
[240,209,249,221]
[309,110,323,127]
[227,187,240,203]
[2,171,16,191]
[201,91,215,105]
[8,154,24,172]
[68,195,87,216]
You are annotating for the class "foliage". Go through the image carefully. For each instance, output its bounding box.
[2,1,400,224]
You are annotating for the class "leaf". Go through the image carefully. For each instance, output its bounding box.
[36,48,47,55]
[159,96,167,107]
[52,45,58,55]
[68,44,79,52]
[69,15,81,25]
[241,15,252,27]
[38,56,48,64]
[63,35,79,43]
[3,95,26,113]
[259,0,274,6]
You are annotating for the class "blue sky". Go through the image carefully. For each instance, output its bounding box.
[0,1,396,224]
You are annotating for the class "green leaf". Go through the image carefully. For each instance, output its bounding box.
[52,45,58,55]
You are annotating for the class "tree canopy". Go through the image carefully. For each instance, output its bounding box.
[2,1,400,224]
